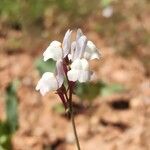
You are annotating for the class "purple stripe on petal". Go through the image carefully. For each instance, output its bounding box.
[73,35,87,60]
[56,60,64,88]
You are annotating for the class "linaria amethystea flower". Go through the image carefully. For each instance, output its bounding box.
[36,60,64,95]
[36,72,59,96]
[84,41,100,60]
[67,58,92,82]
[36,28,100,96]
[69,29,100,61]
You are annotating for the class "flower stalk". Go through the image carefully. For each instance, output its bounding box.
[68,83,81,150]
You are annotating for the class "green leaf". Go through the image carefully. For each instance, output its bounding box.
[75,81,125,101]
[0,122,10,136]
[100,83,124,96]
[75,81,105,101]
[35,57,56,75]
[101,0,112,7]
[52,103,65,114]
[5,80,19,133]
[0,121,12,150]
[0,80,19,149]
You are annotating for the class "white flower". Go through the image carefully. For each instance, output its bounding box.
[36,28,101,95]
[36,60,64,96]
[84,41,100,60]
[43,41,62,61]
[69,29,100,61]
[102,6,113,18]
[67,58,92,83]
[67,29,100,83]
[43,29,72,61]
[36,72,59,96]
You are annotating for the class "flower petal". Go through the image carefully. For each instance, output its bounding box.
[78,70,91,83]
[70,58,82,70]
[68,41,76,60]
[36,72,58,95]
[81,58,89,70]
[56,60,64,88]
[43,41,62,61]
[50,41,61,47]
[73,35,87,60]
[84,41,100,60]
[76,28,83,40]
[67,69,79,82]
[68,58,91,83]
[62,29,72,57]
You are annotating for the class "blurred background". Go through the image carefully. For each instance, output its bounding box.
[0,0,150,149]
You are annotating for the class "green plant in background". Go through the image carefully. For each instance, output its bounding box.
[35,57,56,75]
[75,81,125,102]
[54,0,98,17]
[100,82,124,96]
[0,0,100,31]
[0,0,51,32]
[0,0,20,23]
[52,103,65,115]
[0,80,19,150]
[5,80,19,133]
[101,0,112,8]
[0,121,12,150]
[75,82,104,101]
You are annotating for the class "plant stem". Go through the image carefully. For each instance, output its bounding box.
[70,104,81,150]
[69,85,81,150]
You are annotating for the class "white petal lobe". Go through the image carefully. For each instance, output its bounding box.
[84,40,100,60]
[68,58,91,83]
[43,41,63,61]
[67,70,79,82]
[36,72,59,96]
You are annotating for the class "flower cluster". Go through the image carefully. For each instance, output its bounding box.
[36,29,100,104]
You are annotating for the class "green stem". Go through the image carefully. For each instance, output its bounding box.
[69,86,81,150]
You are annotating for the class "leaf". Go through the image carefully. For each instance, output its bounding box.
[0,122,10,136]
[0,80,19,149]
[0,80,19,150]
[101,0,112,7]
[0,122,12,150]
[5,80,19,133]
[35,57,56,75]
[100,83,124,96]
[75,81,125,101]
[75,81,105,101]
[52,103,65,114]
